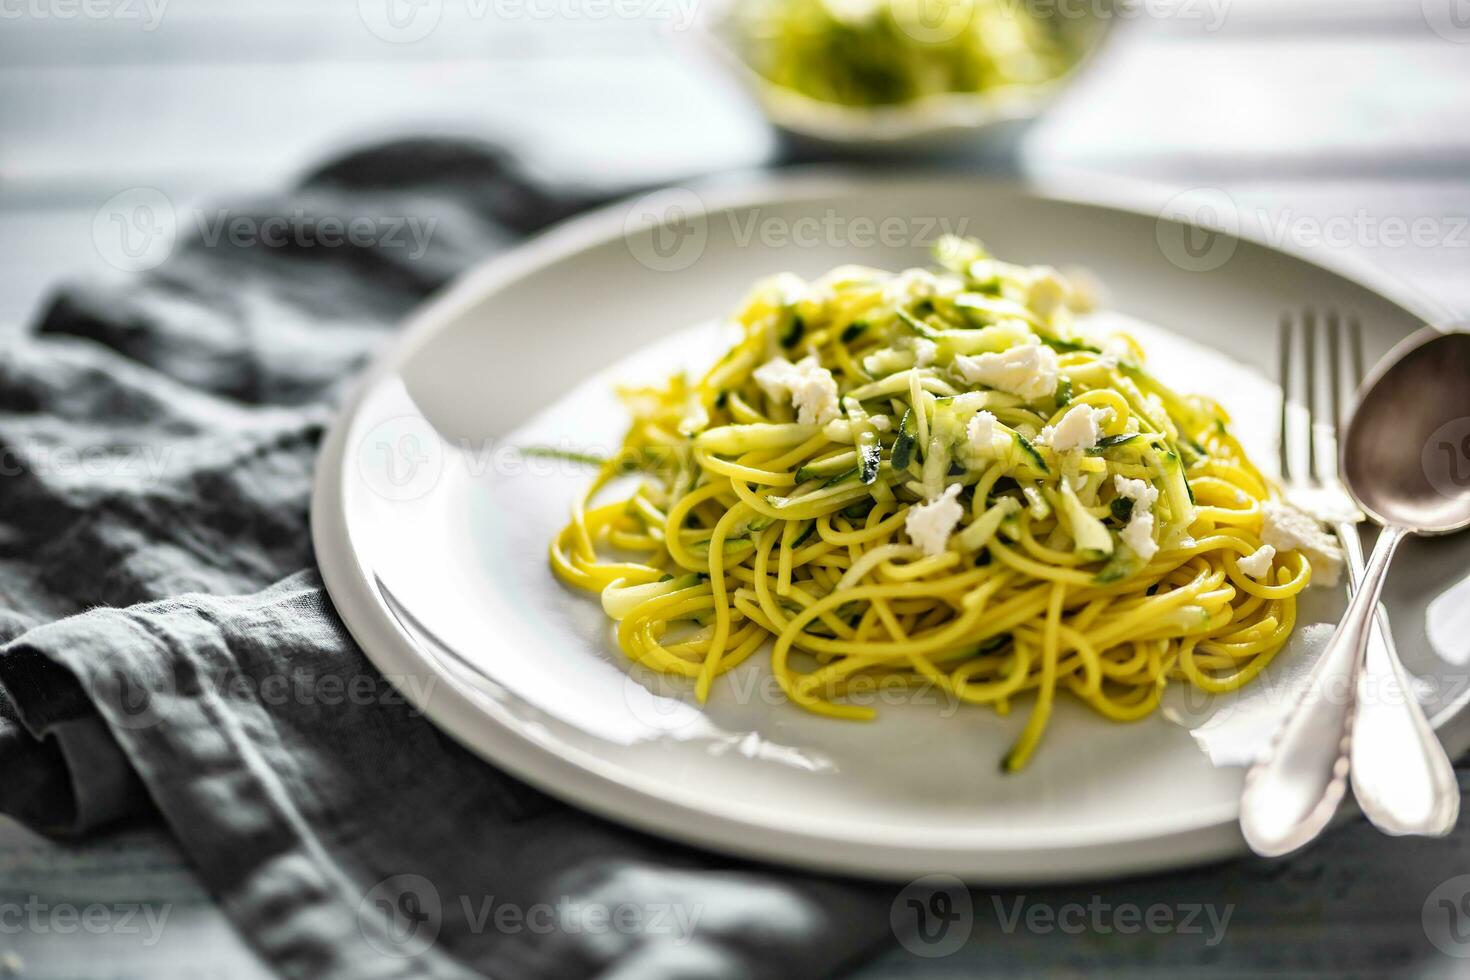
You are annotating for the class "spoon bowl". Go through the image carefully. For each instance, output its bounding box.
[1343,327,1470,533]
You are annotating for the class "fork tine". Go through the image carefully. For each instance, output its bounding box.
[1326,310,1343,436]
[1303,309,1318,481]
[1349,314,1365,388]
[1278,313,1293,481]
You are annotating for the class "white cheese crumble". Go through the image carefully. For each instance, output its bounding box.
[883,268,961,307]
[914,338,939,367]
[753,356,794,402]
[1098,337,1134,369]
[952,342,1059,401]
[905,483,964,557]
[1113,475,1160,513]
[752,356,841,426]
[1262,501,1344,588]
[1236,544,1277,579]
[1113,475,1161,562]
[1027,267,1070,317]
[1038,405,1112,453]
[1121,510,1158,562]
[967,410,1002,457]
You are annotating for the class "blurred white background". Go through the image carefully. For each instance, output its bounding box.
[2,0,1469,330]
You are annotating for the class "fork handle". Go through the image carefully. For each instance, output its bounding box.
[1239,524,1407,857]
[1344,523,1461,837]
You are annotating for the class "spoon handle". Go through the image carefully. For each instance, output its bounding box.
[1240,524,1408,857]
[1344,523,1461,837]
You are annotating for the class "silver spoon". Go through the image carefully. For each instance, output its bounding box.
[1241,326,1470,857]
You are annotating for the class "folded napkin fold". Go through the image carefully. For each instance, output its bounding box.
[0,140,891,979]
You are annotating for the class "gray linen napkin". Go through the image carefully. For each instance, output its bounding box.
[0,139,892,979]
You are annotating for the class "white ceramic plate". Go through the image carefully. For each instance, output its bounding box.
[312,173,1470,883]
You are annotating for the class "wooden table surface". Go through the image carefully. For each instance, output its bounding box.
[3,1,1470,976]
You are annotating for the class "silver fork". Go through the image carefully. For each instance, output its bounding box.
[1239,310,1459,857]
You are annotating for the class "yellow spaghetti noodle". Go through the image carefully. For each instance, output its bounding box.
[549,236,1317,771]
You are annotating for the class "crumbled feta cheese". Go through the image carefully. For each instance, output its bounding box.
[1262,501,1344,588]
[1027,267,1070,317]
[1114,474,1161,561]
[1121,509,1158,562]
[753,356,795,402]
[1038,405,1112,453]
[1113,475,1160,514]
[1098,337,1134,369]
[905,484,964,557]
[1237,544,1277,579]
[914,338,939,367]
[790,372,840,426]
[952,343,1059,401]
[967,410,1002,457]
[883,268,961,306]
[752,355,841,425]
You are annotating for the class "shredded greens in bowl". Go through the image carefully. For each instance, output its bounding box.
[729,0,1082,108]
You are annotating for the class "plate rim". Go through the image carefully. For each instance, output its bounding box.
[311,168,1467,883]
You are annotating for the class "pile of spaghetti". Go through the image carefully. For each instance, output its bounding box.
[550,237,1319,770]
